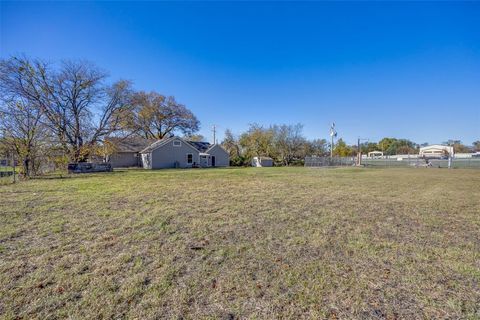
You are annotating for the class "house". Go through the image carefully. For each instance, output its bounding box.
[252,156,273,167]
[140,136,229,169]
[106,137,155,168]
[419,144,454,158]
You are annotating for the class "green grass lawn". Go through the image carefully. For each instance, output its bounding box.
[1,167,479,319]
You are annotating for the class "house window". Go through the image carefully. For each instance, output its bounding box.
[173,140,181,147]
[187,153,193,164]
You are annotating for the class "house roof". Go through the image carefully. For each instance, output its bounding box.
[140,137,209,154]
[205,143,229,154]
[140,137,175,153]
[419,145,454,154]
[188,141,211,152]
[107,137,156,153]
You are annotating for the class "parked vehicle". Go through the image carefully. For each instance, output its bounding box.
[68,163,112,173]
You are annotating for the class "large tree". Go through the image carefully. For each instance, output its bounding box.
[473,141,480,152]
[221,129,241,158]
[0,57,133,162]
[0,100,45,177]
[0,58,47,176]
[378,137,417,155]
[443,140,471,153]
[333,139,355,157]
[303,138,328,157]
[272,123,306,165]
[239,124,276,160]
[360,142,379,154]
[127,91,200,139]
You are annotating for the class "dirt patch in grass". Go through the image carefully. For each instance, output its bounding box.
[1,167,479,319]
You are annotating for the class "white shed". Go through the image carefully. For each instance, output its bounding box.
[252,156,273,167]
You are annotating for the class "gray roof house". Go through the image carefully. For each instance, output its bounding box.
[106,137,155,168]
[140,136,229,169]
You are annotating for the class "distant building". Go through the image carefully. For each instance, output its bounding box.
[367,151,383,158]
[419,145,454,158]
[252,156,273,167]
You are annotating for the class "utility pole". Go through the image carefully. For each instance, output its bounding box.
[357,137,361,166]
[212,125,216,145]
[357,137,368,166]
[329,123,337,158]
[331,135,333,158]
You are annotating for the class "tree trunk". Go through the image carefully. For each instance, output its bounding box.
[23,158,30,178]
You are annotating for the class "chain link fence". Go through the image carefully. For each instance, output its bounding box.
[304,156,356,167]
[362,157,480,168]
[0,158,17,184]
[305,156,480,169]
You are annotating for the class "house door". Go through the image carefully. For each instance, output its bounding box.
[211,156,216,167]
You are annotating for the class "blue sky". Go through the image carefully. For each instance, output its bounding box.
[1,1,479,145]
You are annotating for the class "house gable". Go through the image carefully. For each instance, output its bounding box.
[143,137,200,169]
[141,137,200,155]
[205,144,229,167]
[205,144,229,156]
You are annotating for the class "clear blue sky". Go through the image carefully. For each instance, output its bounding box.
[1,1,479,145]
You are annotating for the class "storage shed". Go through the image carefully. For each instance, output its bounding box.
[252,156,274,167]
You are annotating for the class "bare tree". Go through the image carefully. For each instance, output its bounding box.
[0,100,45,177]
[127,91,200,139]
[0,57,134,162]
[45,61,134,161]
[304,138,328,157]
[272,123,305,165]
[0,58,48,177]
[222,129,241,158]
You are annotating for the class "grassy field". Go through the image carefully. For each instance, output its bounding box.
[1,167,479,319]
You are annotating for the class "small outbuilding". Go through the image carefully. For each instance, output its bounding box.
[252,156,274,167]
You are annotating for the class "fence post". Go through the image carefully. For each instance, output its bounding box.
[12,153,16,183]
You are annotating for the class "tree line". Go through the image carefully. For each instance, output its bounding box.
[1,56,478,176]
[221,125,480,166]
[0,56,199,177]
